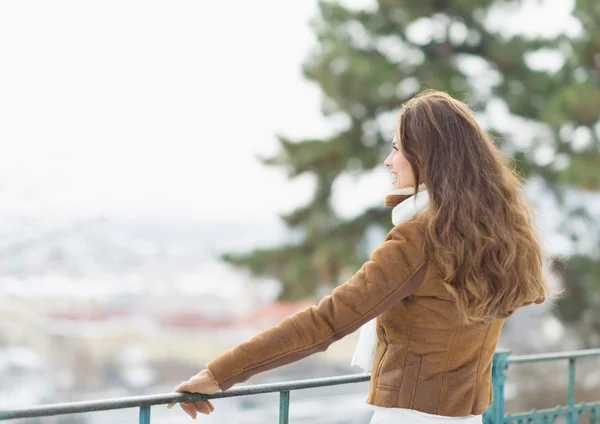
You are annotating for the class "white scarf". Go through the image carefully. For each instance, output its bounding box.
[350,187,429,372]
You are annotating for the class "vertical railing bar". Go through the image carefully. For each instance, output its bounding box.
[491,350,511,424]
[592,406,599,424]
[139,405,151,424]
[568,358,576,424]
[279,391,290,424]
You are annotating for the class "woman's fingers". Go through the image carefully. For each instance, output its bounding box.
[168,371,219,417]
[180,402,197,419]
[168,400,214,417]
[193,400,213,415]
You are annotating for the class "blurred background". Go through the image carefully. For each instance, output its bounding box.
[0,0,599,423]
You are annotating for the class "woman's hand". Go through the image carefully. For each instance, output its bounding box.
[167,369,221,419]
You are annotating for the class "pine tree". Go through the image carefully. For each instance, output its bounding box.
[223,0,600,327]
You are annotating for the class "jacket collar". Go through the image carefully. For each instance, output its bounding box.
[391,189,429,226]
[384,183,427,208]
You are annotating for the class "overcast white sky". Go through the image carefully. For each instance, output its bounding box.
[0,1,331,222]
[0,0,579,223]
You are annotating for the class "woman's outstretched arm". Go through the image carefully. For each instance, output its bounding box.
[170,220,427,418]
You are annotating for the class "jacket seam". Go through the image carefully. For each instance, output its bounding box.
[396,301,412,407]
[411,355,424,407]
[374,339,388,378]
[378,384,400,391]
[436,323,459,414]
[470,323,492,410]
[216,259,427,385]
[428,256,444,276]
[292,316,310,347]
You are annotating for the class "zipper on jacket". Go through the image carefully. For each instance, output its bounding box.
[375,325,389,378]
[379,325,388,344]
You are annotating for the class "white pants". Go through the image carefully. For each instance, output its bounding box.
[369,406,483,424]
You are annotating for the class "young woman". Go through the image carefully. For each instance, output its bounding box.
[167,90,549,423]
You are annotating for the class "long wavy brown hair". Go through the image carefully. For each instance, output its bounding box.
[396,90,549,323]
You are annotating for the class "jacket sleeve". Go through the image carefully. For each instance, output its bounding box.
[206,221,427,391]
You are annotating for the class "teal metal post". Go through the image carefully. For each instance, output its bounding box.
[590,407,599,424]
[139,405,150,424]
[567,358,576,424]
[279,391,290,424]
[491,350,511,424]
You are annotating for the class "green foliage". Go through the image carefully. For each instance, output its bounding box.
[554,256,600,324]
[553,255,600,347]
[223,0,600,320]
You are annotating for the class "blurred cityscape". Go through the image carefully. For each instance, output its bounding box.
[0,211,369,423]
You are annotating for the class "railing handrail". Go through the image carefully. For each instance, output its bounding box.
[0,373,371,420]
[507,348,600,364]
[3,348,600,422]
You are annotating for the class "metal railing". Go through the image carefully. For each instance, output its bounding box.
[1,349,600,424]
[486,349,600,424]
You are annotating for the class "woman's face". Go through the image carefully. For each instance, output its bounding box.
[384,136,415,190]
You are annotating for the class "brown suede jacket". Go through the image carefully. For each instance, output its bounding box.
[206,218,506,417]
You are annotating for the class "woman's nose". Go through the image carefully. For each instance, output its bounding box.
[384,153,392,167]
